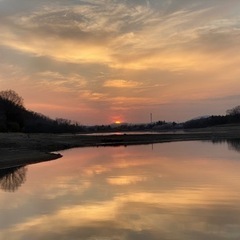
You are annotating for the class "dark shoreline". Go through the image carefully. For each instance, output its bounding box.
[1,125,240,169]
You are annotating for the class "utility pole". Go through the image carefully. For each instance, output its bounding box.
[150,113,153,123]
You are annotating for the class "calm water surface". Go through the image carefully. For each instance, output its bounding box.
[1,140,240,239]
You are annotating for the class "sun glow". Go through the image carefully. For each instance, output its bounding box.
[115,121,121,124]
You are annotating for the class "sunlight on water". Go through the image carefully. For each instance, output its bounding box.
[1,140,240,239]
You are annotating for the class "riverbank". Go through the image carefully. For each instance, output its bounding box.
[1,124,240,168]
[0,149,62,169]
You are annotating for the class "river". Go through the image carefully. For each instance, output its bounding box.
[0,140,240,239]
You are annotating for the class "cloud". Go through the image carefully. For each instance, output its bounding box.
[0,0,239,74]
[36,71,87,93]
[0,0,156,65]
[0,0,213,70]
[104,79,141,88]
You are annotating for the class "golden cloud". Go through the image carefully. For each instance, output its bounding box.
[104,79,141,88]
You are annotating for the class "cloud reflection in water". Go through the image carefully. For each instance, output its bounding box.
[1,141,240,239]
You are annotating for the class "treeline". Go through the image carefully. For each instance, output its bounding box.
[0,90,85,133]
[184,106,240,129]
[86,120,172,133]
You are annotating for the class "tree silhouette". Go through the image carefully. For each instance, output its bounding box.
[226,105,240,116]
[0,90,25,131]
[0,90,24,107]
[0,166,27,192]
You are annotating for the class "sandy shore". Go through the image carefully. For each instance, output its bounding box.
[1,124,240,169]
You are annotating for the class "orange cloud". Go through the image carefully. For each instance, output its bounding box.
[104,79,141,88]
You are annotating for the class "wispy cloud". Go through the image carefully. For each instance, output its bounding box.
[36,71,87,93]
[104,79,141,88]
[1,0,239,71]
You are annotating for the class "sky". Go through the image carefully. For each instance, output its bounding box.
[0,0,240,125]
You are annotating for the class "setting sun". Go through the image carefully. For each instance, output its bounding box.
[115,121,121,124]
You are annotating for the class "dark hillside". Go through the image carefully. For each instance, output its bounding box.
[0,90,84,133]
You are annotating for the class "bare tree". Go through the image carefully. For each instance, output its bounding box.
[56,118,71,125]
[226,105,240,116]
[0,90,24,107]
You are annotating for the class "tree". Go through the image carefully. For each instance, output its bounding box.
[0,90,25,131]
[226,105,240,116]
[0,90,24,107]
